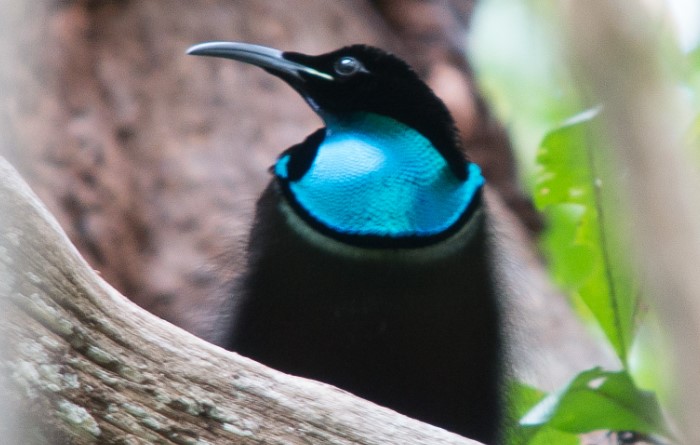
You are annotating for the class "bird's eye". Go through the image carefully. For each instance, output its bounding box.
[333,56,365,77]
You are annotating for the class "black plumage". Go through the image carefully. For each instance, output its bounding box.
[188,42,503,443]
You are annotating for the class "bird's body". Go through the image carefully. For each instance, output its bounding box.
[188,42,503,443]
[232,180,501,441]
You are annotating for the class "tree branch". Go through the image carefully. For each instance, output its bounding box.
[0,155,481,444]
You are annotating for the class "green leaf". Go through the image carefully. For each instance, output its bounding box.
[534,111,639,363]
[504,382,580,445]
[508,425,581,445]
[520,368,667,437]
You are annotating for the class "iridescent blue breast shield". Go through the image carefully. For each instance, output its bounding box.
[274,113,484,247]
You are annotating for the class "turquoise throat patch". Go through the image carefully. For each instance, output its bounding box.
[274,113,484,242]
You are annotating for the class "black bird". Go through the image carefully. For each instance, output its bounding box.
[188,41,503,443]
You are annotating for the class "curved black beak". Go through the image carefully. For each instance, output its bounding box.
[186,41,333,82]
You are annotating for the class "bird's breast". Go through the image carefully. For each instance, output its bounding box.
[274,113,484,247]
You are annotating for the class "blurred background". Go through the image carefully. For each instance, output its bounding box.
[2,0,540,340]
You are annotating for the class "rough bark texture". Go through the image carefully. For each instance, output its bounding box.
[0,156,482,444]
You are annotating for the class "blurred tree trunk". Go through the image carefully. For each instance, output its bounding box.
[2,0,541,338]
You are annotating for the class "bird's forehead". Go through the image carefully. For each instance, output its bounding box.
[283,45,409,75]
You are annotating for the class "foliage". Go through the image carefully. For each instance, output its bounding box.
[471,0,700,443]
[534,111,640,364]
[504,382,579,445]
[509,112,670,444]
[520,368,667,436]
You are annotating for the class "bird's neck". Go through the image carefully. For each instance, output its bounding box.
[275,112,484,247]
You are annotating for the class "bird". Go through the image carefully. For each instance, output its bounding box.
[187,41,503,443]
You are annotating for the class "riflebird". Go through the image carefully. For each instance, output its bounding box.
[188,41,503,443]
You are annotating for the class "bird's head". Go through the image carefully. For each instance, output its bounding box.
[188,42,484,248]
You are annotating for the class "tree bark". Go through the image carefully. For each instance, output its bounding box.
[0,156,482,444]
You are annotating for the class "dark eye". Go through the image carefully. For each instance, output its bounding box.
[333,56,365,77]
